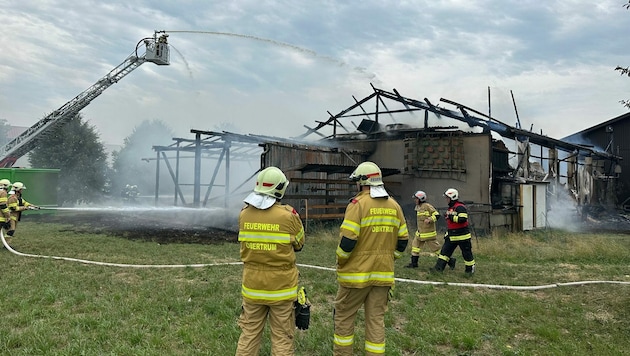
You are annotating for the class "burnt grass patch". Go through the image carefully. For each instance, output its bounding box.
[30,210,239,245]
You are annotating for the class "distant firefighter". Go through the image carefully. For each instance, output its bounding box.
[405,190,445,269]
[121,184,140,205]
[0,178,12,237]
[7,182,40,242]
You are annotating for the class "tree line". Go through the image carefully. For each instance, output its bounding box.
[0,115,174,206]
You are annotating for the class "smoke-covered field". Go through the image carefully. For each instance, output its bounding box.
[30,207,239,245]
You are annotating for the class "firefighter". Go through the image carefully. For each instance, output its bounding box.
[405,190,453,269]
[236,166,305,356]
[333,161,409,355]
[431,188,476,276]
[0,178,12,237]
[7,182,39,241]
[121,184,139,205]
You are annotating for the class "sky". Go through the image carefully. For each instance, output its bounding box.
[1,0,629,149]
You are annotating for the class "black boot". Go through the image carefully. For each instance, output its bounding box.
[465,264,476,277]
[405,255,419,268]
[447,257,457,270]
[430,259,447,273]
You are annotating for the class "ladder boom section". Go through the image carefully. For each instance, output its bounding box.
[0,32,170,167]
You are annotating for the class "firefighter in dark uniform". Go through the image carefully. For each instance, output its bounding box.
[236,166,305,356]
[333,161,409,355]
[7,182,39,241]
[405,190,446,268]
[431,188,476,276]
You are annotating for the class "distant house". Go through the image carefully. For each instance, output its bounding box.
[7,126,28,140]
[6,126,29,167]
[564,112,630,209]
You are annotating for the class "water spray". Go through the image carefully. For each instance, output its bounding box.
[162,30,380,82]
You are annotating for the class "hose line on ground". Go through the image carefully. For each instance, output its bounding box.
[2,231,629,290]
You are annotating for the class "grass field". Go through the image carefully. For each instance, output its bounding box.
[1,220,629,355]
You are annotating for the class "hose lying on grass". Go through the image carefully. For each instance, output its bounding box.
[2,230,629,290]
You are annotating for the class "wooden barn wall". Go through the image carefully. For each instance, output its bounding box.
[262,143,368,219]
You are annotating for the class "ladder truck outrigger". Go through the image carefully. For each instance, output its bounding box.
[0,31,171,168]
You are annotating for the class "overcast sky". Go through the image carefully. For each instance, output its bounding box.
[1,0,629,147]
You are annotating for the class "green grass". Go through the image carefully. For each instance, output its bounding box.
[1,221,629,355]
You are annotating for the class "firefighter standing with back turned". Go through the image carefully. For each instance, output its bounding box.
[235,166,305,356]
[333,161,409,355]
[405,190,452,269]
[431,188,476,276]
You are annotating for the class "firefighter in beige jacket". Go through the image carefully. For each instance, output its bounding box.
[0,179,11,238]
[236,166,305,356]
[333,162,409,356]
[7,182,39,242]
[405,190,445,269]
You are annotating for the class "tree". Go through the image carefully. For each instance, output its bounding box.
[111,119,174,200]
[616,1,630,108]
[29,114,108,205]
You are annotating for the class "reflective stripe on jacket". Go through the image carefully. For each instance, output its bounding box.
[239,202,305,304]
[0,189,9,222]
[337,190,409,288]
[8,193,31,221]
[445,200,471,241]
[415,202,439,240]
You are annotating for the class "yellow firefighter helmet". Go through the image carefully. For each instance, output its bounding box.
[12,182,26,191]
[254,166,289,199]
[0,179,10,189]
[349,161,383,186]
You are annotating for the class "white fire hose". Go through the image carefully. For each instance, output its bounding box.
[2,230,629,290]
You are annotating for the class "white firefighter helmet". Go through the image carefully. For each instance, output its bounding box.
[444,188,459,200]
[413,190,427,202]
[0,179,10,189]
[12,182,25,191]
[254,166,289,199]
[349,161,383,186]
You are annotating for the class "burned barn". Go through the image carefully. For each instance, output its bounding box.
[563,112,629,211]
[151,86,621,235]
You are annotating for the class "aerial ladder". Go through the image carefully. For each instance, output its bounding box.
[0,31,171,168]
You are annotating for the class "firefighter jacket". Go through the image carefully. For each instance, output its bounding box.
[336,190,409,288]
[415,202,440,240]
[445,200,471,241]
[8,193,32,222]
[238,202,305,305]
[0,189,10,223]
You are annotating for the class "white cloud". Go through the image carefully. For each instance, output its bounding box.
[0,0,628,151]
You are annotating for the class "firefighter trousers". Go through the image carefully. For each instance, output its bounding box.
[438,237,475,267]
[236,300,295,356]
[333,285,389,355]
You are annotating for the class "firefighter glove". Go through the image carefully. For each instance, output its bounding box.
[2,222,10,230]
[295,287,311,330]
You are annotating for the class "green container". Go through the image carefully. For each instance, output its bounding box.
[0,168,60,210]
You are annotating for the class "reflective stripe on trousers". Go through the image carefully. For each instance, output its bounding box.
[333,285,389,355]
